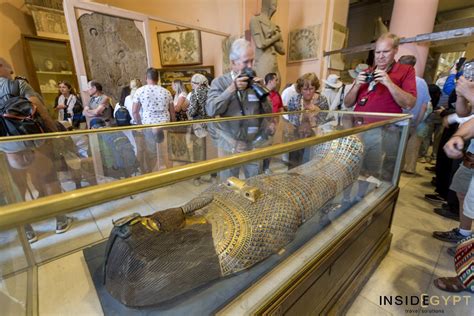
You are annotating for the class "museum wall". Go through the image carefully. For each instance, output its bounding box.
[0,0,36,78]
[94,0,347,87]
[93,0,242,78]
[0,0,349,95]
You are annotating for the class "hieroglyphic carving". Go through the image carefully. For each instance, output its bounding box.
[287,24,321,63]
[77,13,148,102]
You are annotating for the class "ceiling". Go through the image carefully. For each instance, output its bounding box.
[348,0,474,54]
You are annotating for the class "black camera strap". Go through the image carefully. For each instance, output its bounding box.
[236,91,246,116]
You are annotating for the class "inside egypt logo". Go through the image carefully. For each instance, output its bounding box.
[379,294,471,310]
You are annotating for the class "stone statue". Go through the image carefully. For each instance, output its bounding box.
[250,0,285,88]
[103,135,363,307]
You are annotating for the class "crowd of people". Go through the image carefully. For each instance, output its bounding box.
[0,32,472,293]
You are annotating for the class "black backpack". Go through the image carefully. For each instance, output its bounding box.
[114,105,132,126]
[0,80,46,136]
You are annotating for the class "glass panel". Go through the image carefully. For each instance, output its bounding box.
[0,112,408,263]
[0,112,408,313]
[32,124,403,313]
[0,111,404,207]
[0,228,28,315]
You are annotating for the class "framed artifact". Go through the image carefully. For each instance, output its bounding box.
[27,4,69,40]
[158,65,214,93]
[157,29,203,67]
[287,24,321,63]
[166,129,206,163]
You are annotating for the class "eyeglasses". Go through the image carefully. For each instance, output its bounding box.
[191,81,200,85]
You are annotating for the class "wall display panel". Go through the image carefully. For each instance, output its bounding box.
[77,12,148,102]
[287,24,322,63]
[157,29,203,67]
[28,5,69,40]
[157,65,214,94]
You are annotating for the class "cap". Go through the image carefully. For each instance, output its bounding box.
[323,74,343,89]
[348,63,370,79]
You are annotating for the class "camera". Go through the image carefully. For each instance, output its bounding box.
[364,72,375,83]
[462,61,474,81]
[456,57,466,72]
[239,67,270,99]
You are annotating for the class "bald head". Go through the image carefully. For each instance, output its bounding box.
[0,57,13,79]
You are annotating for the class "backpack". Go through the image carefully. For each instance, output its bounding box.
[98,131,138,178]
[114,105,132,126]
[0,80,46,137]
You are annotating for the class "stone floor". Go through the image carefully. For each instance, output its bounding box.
[1,161,472,315]
[346,162,473,316]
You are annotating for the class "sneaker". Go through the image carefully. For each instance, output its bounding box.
[433,228,470,243]
[434,208,459,221]
[418,157,427,163]
[447,246,456,257]
[264,168,272,175]
[56,217,73,234]
[425,194,445,204]
[425,166,436,172]
[26,230,38,244]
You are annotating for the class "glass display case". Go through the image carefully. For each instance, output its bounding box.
[21,35,79,118]
[0,111,410,315]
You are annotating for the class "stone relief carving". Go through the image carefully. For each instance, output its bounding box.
[287,24,321,63]
[78,13,148,102]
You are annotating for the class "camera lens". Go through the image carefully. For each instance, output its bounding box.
[365,73,374,83]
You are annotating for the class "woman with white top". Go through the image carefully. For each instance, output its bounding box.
[54,81,79,123]
[172,79,189,121]
[114,78,142,124]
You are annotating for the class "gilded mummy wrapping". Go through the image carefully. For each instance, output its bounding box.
[104,136,364,307]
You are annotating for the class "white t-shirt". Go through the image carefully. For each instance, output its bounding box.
[132,85,172,124]
[281,84,297,107]
[56,94,78,121]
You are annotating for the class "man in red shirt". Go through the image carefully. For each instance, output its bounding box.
[344,33,416,112]
[344,33,417,181]
[265,72,284,113]
[262,72,283,174]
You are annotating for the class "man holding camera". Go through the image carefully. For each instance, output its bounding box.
[206,38,272,117]
[344,33,416,112]
[206,38,272,180]
[344,33,417,180]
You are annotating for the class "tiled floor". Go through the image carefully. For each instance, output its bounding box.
[1,161,472,315]
[347,163,473,316]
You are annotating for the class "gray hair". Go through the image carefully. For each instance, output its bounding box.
[229,38,252,62]
[191,73,208,86]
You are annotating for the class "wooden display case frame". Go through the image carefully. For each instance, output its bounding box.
[21,34,79,117]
